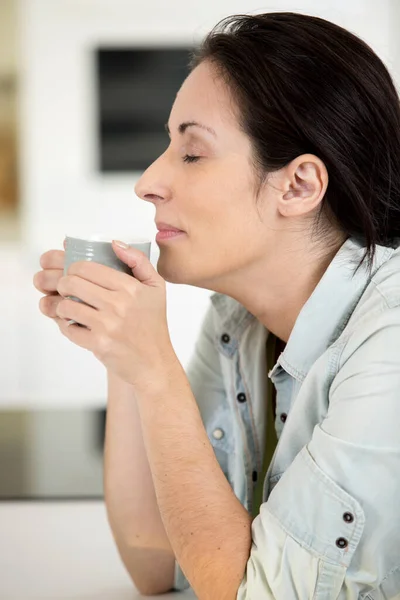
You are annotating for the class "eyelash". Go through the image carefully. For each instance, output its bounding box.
[182,154,201,164]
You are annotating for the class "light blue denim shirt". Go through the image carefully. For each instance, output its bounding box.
[173,236,400,599]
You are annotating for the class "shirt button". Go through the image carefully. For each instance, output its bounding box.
[343,512,354,523]
[336,537,348,549]
[237,393,247,403]
[280,413,287,423]
[212,428,225,440]
[221,333,230,344]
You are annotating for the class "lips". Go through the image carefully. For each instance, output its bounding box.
[156,222,184,232]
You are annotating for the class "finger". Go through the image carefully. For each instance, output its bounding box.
[34,269,64,294]
[40,249,65,270]
[38,294,86,335]
[57,316,93,351]
[112,242,158,286]
[39,294,63,318]
[57,275,113,311]
[56,297,98,330]
[66,260,134,292]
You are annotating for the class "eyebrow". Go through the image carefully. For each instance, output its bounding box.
[164,120,217,138]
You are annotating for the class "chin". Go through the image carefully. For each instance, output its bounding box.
[157,257,218,291]
[156,254,188,284]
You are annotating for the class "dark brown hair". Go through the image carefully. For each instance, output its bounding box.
[189,12,400,273]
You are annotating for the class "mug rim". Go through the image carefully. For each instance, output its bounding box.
[65,235,151,244]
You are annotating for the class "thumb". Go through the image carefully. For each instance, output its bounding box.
[112,240,160,286]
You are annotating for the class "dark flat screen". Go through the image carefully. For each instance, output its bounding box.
[96,47,193,172]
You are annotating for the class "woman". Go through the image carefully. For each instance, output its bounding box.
[34,11,400,600]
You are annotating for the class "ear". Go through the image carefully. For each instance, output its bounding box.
[278,154,328,217]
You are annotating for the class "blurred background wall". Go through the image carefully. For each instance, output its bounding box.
[0,0,18,230]
[0,0,399,497]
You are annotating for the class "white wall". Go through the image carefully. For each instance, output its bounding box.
[1,0,398,406]
[18,0,396,250]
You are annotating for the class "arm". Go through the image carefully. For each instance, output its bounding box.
[133,308,253,600]
[104,299,230,595]
[104,370,176,595]
[162,298,241,592]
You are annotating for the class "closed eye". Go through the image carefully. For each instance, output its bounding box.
[182,155,201,164]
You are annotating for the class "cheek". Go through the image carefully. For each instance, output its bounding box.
[179,165,260,250]
[190,185,251,231]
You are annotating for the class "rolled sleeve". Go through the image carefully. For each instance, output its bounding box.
[236,445,365,599]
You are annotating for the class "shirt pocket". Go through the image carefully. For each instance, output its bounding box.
[237,512,348,600]
[266,445,365,569]
[237,445,365,599]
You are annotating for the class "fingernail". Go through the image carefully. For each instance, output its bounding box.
[113,240,130,249]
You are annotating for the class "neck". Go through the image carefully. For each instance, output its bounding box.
[208,234,346,344]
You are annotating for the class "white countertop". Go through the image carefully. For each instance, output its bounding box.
[0,500,196,599]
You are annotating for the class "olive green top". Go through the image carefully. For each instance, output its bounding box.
[251,333,279,519]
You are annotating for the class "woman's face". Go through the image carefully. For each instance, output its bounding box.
[134,60,276,289]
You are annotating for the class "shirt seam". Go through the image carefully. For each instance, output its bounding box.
[375,280,399,309]
[363,562,400,598]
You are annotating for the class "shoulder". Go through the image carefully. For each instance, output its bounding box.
[371,244,400,308]
[331,251,400,439]
[341,245,400,343]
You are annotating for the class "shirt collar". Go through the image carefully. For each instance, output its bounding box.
[210,236,395,378]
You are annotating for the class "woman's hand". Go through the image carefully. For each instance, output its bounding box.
[55,240,176,388]
[33,240,67,327]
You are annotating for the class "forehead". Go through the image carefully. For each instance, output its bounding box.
[170,61,238,133]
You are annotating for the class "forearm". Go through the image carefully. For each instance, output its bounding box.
[134,356,253,600]
[104,370,173,552]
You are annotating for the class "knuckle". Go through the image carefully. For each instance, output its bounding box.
[38,295,48,314]
[113,297,129,318]
[58,297,72,317]
[39,294,58,317]
[33,271,43,290]
[68,262,84,277]
[57,275,70,296]
[39,250,65,271]
[55,299,62,316]
[39,252,50,269]
[95,334,112,359]
[57,317,68,335]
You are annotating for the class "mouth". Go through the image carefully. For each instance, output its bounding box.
[155,229,186,242]
[155,221,185,233]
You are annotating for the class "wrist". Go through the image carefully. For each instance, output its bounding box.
[133,350,185,398]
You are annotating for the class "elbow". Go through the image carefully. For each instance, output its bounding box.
[113,536,177,596]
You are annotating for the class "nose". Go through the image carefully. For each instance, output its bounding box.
[134,155,170,205]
